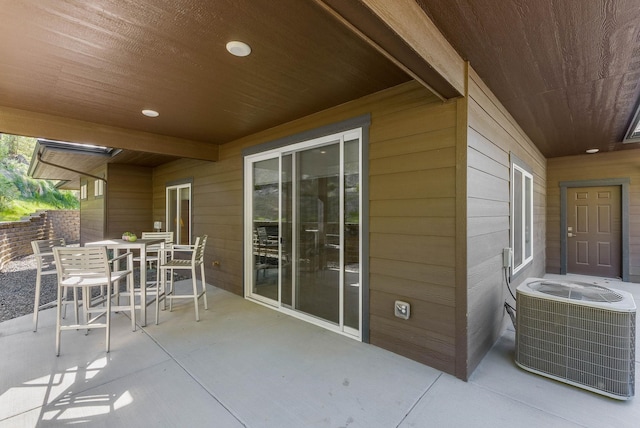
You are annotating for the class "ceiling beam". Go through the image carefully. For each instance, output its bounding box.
[0,105,219,162]
[317,0,465,100]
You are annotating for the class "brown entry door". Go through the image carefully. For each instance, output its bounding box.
[567,186,621,277]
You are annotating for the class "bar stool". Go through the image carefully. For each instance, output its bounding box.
[31,238,66,332]
[53,246,133,355]
[158,235,208,322]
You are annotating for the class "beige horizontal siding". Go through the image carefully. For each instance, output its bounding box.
[152,80,461,374]
[466,67,546,376]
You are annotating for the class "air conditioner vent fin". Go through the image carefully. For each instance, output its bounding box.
[516,278,636,400]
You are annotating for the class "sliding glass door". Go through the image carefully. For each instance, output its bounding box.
[250,155,280,302]
[245,129,362,338]
[166,183,191,245]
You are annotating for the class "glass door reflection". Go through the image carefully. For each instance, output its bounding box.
[292,142,341,323]
[245,129,362,337]
[251,157,280,302]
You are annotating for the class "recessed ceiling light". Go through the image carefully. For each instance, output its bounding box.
[226,41,251,57]
[586,148,599,154]
[142,109,159,118]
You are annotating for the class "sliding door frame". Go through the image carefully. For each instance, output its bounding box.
[243,116,369,341]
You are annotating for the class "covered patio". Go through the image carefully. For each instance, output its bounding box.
[1,274,638,427]
[2,0,640,408]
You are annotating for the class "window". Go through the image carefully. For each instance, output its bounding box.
[80,181,88,200]
[511,157,533,275]
[94,179,104,197]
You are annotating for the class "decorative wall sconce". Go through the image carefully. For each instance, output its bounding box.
[154,221,163,231]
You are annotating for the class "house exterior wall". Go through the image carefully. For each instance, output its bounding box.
[152,157,231,284]
[80,164,153,243]
[105,164,153,239]
[547,150,640,282]
[98,72,548,379]
[465,67,547,375]
[79,166,106,245]
[152,81,464,375]
[368,88,458,373]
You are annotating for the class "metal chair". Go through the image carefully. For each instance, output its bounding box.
[255,227,278,280]
[53,246,133,356]
[137,231,174,269]
[31,238,66,332]
[159,235,208,322]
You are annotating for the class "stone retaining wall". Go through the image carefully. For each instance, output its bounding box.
[0,210,79,269]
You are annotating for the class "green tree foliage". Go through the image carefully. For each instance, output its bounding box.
[0,133,79,220]
[0,133,34,158]
[0,174,18,211]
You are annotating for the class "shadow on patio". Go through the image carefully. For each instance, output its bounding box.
[1,276,639,427]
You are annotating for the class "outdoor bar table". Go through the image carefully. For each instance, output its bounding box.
[85,238,164,326]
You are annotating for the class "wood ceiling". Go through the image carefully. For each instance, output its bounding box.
[417,0,640,158]
[1,0,639,163]
[0,0,409,147]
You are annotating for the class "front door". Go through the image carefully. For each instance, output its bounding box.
[567,186,621,277]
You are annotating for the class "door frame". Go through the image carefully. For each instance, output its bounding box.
[241,115,371,342]
[243,151,282,308]
[165,180,192,245]
[559,178,629,281]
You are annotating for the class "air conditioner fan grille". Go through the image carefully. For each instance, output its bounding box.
[516,290,635,399]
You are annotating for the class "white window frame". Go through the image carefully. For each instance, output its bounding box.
[94,179,104,197]
[80,181,88,200]
[511,160,533,275]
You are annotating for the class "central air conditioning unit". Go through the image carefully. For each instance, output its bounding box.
[516,278,636,400]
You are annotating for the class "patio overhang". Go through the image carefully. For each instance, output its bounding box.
[316,0,465,100]
[3,105,219,163]
[28,137,181,190]
[2,1,637,159]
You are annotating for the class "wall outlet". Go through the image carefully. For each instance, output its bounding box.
[394,301,410,320]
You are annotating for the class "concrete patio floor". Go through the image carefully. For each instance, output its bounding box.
[1,274,639,427]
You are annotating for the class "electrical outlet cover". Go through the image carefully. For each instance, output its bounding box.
[394,300,410,320]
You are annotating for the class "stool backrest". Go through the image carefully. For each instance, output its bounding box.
[141,231,174,244]
[53,246,111,281]
[193,235,207,265]
[31,238,66,272]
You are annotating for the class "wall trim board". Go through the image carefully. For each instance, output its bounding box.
[361,119,371,343]
[559,178,630,281]
[454,62,469,380]
[510,152,533,174]
[166,177,194,187]
[242,114,371,157]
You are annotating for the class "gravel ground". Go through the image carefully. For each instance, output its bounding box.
[0,254,167,323]
[0,254,56,323]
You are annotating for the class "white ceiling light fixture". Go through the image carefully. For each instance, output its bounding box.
[586,148,599,154]
[142,109,159,118]
[226,41,251,57]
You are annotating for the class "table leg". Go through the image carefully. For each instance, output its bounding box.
[140,248,147,326]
